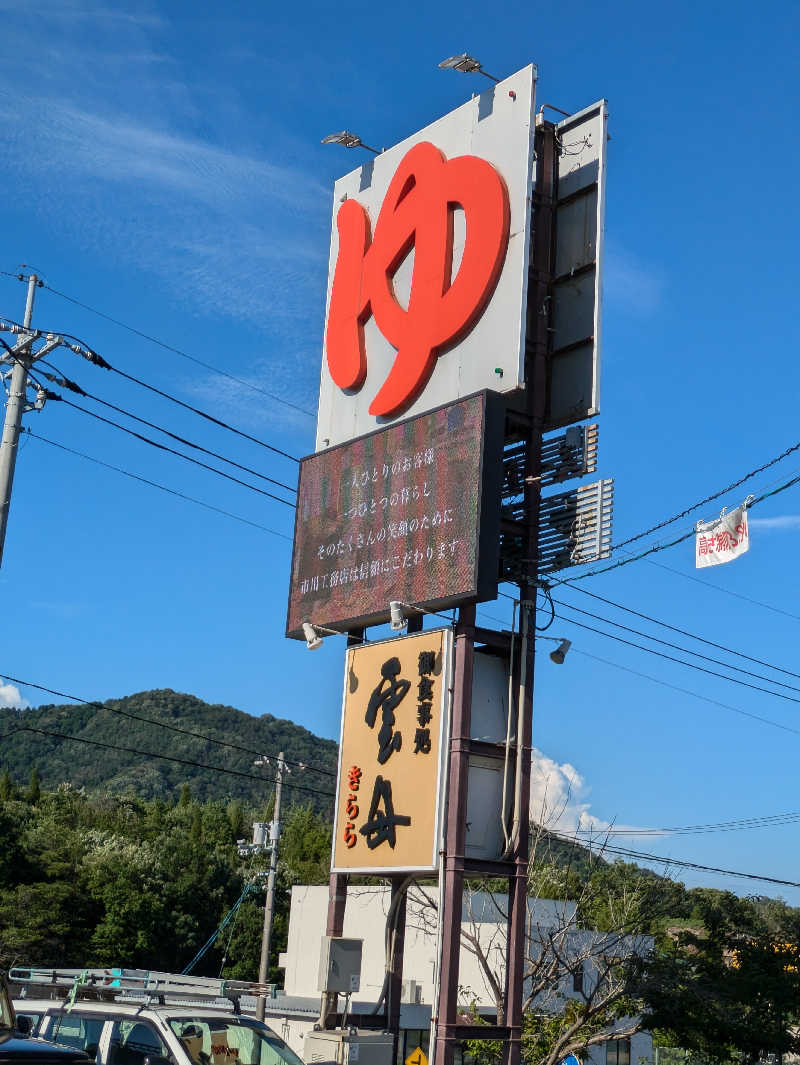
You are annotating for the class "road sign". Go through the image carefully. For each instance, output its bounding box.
[406,1049,428,1065]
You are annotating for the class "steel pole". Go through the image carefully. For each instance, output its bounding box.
[433,603,476,1065]
[256,752,284,1021]
[502,118,557,1065]
[0,275,37,567]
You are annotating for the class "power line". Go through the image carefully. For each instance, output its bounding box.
[560,834,800,890]
[644,557,800,623]
[558,468,800,584]
[578,810,800,838]
[41,381,296,509]
[0,310,301,465]
[551,594,800,696]
[611,437,800,552]
[27,430,293,542]
[1,723,336,799]
[0,671,336,780]
[564,584,800,683]
[571,647,800,740]
[559,612,800,706]
[37,361,297,495]
[9,274,316,421]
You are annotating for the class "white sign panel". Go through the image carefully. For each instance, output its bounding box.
[316,64,538,451]
[547,100,608,429]
[695,506,750,568]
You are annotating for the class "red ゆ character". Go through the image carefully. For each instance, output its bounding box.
[326,142,510,418]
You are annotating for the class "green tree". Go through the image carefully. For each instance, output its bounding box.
[0,768,15,801]
[27,766,41,804]
[643,891,800,1063]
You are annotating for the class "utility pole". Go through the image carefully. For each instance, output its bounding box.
[256,751,284,1021]
[0,274,38,567]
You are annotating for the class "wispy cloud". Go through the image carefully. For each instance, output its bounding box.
[0,682,29,709]
[0,3,332,427]
[604,243,664,315]
[749,515,800,531]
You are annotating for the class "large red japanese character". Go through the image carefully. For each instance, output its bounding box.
[325,142,510,418]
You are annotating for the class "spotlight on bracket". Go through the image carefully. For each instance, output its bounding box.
[389,601,408,632]
[549,639,571,665]
[302,621,324,651]
[438,53,500,82]
[321,130,380,154]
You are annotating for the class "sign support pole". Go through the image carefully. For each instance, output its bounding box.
[433,602,476,1065]
[431,118,557,1065]
[387,876,408,1056]
[502,116,557,1065]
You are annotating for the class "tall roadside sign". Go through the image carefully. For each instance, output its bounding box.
[286,60,611,1065]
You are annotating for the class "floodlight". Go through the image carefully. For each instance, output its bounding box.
[302,621,323,650]
[438,53,499,82]
[549,639,571,665]
[321,130,379,154]
[389,601,407,632]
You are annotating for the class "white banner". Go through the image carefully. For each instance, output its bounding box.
[695,506,750,568]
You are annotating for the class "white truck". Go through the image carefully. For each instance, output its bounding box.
[9,969,303,1065]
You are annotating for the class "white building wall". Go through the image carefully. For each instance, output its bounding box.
[279,885,653,1065]
[282,884,577,1008]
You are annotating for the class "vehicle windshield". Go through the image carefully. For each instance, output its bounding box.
[169,1018,302,1065]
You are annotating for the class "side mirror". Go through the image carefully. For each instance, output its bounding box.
[15,1017,31,1036]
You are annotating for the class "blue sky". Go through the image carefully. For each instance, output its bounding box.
[1,0,800,902]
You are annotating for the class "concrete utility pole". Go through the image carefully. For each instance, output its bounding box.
[256,751,285,1021]
[0,274,38,568]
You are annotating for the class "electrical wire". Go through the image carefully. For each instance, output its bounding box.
[577,810,800,838]
[557,467,800,584]
[0,671,336,780]
[610,437,800,552]
[0,310,301,464]
[644,556,800,623]
[39,380,295,509]
[571,647,800,740]
[1,723,337,800]
[563,584,800,683]
[560,613,800,706]
[14,275,316,421]
[27,430,293,542]
[551,594,800,696]
[37,360,297,495]
[554,832,800,890]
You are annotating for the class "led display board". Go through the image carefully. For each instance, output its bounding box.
[331,629,452,874]
[315,65,537,452]
[286,391,504,638]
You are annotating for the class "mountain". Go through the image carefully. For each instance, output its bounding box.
[0,689,338,809]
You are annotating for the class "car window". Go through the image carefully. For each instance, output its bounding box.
[108,1020,170,1065]
[168,1018,302,1065]
[49,1014,106,1061]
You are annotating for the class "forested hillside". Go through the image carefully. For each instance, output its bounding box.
[0,689,337,809]
[0,780,331,979]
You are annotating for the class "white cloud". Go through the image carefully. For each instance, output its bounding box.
[529,747,647,836]
[0,6,333,429]
[603,244,664,315]
[0,682,30,709]
[749,515,800,531]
